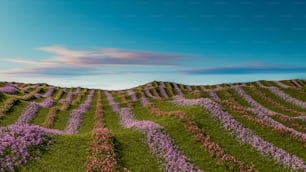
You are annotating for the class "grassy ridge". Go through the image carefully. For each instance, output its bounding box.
[102,91,162,171]
[154,100,288,172]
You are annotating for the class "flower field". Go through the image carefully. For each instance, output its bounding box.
[0,79,305,171]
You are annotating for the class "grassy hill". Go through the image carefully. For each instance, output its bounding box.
[0,79,305,171]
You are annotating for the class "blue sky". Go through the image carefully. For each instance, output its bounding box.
[0,0,305,89]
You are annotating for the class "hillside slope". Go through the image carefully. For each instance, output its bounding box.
[0,79,305,171]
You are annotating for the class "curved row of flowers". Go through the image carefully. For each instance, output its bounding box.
[15,98,55,125]
[86,90,118,172]
[219,90,306,143]
[59,87,81,103]
[292,80,302,88]
[234,87,275,115]
[144,98,254,171]
[64,89,95,134]
[249,86,306,116]
[232,87,306,139]
[208,90,221,101]
[127,89,138,102]
[171,97,306,170]
[273,81,289,88]
[43,86,55,97]
[173,83,183,95]
[266,86,306,109]
[0,84,19,94]
[104,91,203,172]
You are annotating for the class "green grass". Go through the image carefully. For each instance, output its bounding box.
[154,100,289,172]
[51,105,74,130]
[18,134,91,172]
[52,92,89,130]
[79,91,98,134]
[0,100,29,127]
[255,86,306,113]
[277,87,306,102]
[102,91,162,171]
[242,87,304,117]
[0,92,7,106]
[132,102,228,172]
[216,91,306,161]
[31,107,50,125]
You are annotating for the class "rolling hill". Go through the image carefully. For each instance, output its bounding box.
[0,79,306,171]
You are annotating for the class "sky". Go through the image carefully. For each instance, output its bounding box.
[0,0,306,90]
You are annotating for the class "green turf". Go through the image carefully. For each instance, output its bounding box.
[18,134,91,172]
[0,100,29,127]
[79,91,98,134]
[132,102,228,171]
[31,107,50,125]
[154,100,289,172]
[102,91,162,171]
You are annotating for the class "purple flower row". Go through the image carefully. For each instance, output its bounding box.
[64,89,95,134]
[273,81,289,88]
[234,86,275,115]
[59,92,75,103]
[248,108,306,141]
[59,87,81,103]
[233,87,306,140]
[267,87,306,108]
[119,108,203,172]
[159,86,169,99]
[127,89,138,101]
[255,81,265,87]
[15,97,55,125]
[0,84,19,94]
[141,97,150,106]
[15,102,41,125]
[171,97,306,170]
[105,92,202,171]
[39,98,55,108]
[159,81,166,87]
[43,86,55,97]
[186,85,193,91]
[173,83,183,95]
[145,89,157,99]
[208,90,221,101]
[104,91,121,112]
[0,125,53,171]
[292,80,302,88]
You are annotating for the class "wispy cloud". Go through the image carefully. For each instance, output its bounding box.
[181,65,306,75]
[2,66,166,77]
[25,46,187,67]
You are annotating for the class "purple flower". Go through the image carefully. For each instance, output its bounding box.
[173,83,183,96]
[273,81,289,88]
[0,85,19,94]
[0,125,53,171]
[104,91,121,112]
[159,86,169,99]
[64,89,95,134]
[106,92,202,171]
[208,90,221,101]
[171,97,306,170]
[127,89,138,102]
[43,86,55,97]
[292,80,302,88]
[39,98,55,108]
[15,102,41,125]
[267,87,306,108]
[234,86,274,115]
[145,89,157,99]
